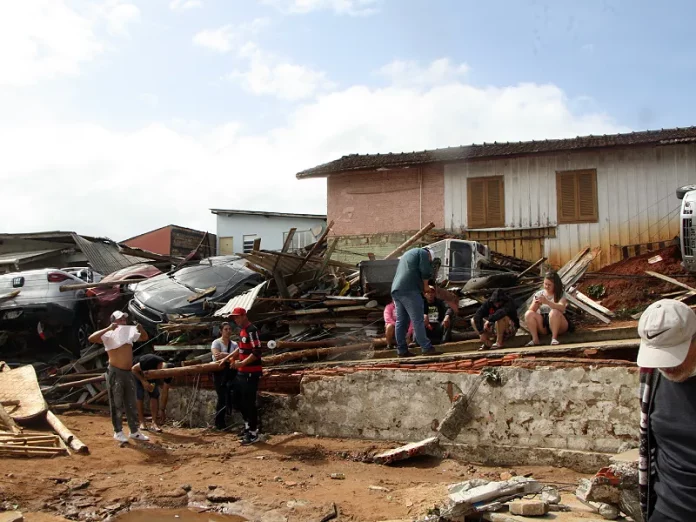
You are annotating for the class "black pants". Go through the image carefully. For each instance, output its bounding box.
[213,368,235,429]
[234,372,260,432]
[650,510,680,522]
[426,322,452,345]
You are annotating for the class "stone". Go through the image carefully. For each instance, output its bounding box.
[66,478,90,490]
[284,481,298,487]
[541,486,561,504]
[160,487,187,498]
[206,489,240,503]
[274,476,283,482]
[598,503,620,520]
[0,512,23,522]
[207,485,218,490]
[330,473,345,480]
[180,484,192,492]
[499,472,513,481]
[373,437,439,465]
[508,500,549,516]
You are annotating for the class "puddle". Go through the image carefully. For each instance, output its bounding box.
[115,508,247,522]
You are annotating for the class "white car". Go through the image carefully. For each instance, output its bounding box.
[0,268,94,354]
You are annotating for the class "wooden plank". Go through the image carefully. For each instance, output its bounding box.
[0,290,20,304]
[565,293,611,324]
[60,278,150,292]
[384,222,435,259]
[46,411,89,454]
[0,404,21,435]
[294,220,335,274]
[320,238,339,275]
[517,257,546,278]
[645,270,696,293]
[570,288,615,317]
[187,286,216,303]
[274,228,296,273]
[252,237,262,251]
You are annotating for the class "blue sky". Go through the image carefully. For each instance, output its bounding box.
[0,0,693,239]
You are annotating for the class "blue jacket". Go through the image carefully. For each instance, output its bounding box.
[391,248,433,295]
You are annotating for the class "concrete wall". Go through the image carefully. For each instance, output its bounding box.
[444,143,696,268]
[327,166,445,236]
[215,214,327,254]
[261,367,640,470]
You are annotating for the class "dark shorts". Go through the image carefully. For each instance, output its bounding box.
[541,313,574,333]
[136,379,160,400]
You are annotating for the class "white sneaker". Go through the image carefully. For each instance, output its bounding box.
[113,431,128,443]
[130,431,150,441]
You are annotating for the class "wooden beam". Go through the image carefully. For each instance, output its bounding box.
[384,222,436,260]
[253,237,262,251]
[59,278,151,292]
[294,221,335,274]
[320,238,339,275]
[645,270,696,294]
[565,292,611,324]
[187,286,216,303]
[517,257,546,278]
[49,375,106,391]
[46,411,89,454]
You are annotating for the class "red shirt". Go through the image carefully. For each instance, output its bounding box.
[238,322,262,373]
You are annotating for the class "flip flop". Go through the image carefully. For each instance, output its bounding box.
[551,339,560,346]
[524,341,538,347]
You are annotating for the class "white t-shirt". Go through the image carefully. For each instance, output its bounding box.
[534,290,566,315]
[211,338,238,355]
[102,325,140,351]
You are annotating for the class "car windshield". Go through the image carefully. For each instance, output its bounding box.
[171,261,247,290]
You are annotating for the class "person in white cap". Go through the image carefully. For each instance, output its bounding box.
[637,299,696,522]
[390,247,436,357]
[88,310,150,443]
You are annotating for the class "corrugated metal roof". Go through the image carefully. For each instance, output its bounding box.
[71,234,149,275]
[296,126,696,179]
[214,281,267,317]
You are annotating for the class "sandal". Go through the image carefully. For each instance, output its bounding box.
[524,340,538,347]
[478,344,489,351]
[491,343,501,349]
[551,339,560,346]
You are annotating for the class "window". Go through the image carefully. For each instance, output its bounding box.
[283,229,315,251]
[467,176,505,228]
[243,234,257,254]
[556,169,599,224]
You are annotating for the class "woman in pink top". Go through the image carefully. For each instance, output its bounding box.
[384,301,412,348]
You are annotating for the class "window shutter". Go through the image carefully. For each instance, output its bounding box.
[468,179,486,228]
[486,178,504,227]
[577,170,598,221]
[556,169,598,224]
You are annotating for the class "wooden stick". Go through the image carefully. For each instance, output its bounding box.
[384,222,436,259]
[645,270,696,295]
[46,411,89,454]
[50,375,106,390]
[517,257,547,278]
[59,278,151,292]
[84,388,108,405]
[294,220,335,274]
[0,404,21,435]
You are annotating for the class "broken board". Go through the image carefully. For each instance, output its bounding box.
[0,365,48,421]
[373,436,439,465]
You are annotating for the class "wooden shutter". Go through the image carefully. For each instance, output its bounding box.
[467,176,505,228]
[556,169,598,224]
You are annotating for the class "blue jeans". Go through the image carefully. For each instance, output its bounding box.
[393,291,434,355]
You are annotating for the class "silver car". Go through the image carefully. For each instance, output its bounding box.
[0,268,93,354]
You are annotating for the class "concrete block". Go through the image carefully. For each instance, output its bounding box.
[508,500,549,516]
[373,436,439,465]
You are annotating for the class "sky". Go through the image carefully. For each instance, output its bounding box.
[1,0,695,241]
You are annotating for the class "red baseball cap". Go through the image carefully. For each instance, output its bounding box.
[230,307,247,316]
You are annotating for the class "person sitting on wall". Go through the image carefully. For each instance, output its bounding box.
[422,286,454,346]
[472,288,519,350]
[131,354,172,433]
[524,271,571,346]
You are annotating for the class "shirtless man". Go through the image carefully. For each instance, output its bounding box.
[88,310,150,443]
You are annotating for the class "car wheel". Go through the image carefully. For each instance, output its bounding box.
[677,185,696,200]
[60,315,94,357]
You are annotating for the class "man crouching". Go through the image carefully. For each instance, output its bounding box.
[89,310,150,443]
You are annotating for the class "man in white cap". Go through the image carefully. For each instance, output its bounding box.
[391,247,436,357]
[637,299,696,522]
[88,310,150,443]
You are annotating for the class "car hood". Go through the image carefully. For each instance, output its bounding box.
[133,264,263,314]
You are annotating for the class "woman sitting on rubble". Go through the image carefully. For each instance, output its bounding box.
[524,271,571,346]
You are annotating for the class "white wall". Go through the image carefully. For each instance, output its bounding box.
[215,214,327,254]
[444,143,696,267]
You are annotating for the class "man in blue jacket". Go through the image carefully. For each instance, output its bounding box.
[391,247,435,357]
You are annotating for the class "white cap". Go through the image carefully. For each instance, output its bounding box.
[110,310,128,323]
[637,299,696,368]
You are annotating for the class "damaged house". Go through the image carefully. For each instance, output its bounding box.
[297,126,696,269]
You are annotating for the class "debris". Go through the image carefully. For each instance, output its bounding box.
[66,478,90,491]
[597,503,620,520]
[206,488,239,503]
[577,462,640,522]
[540,486,561,505]
[648,255,663,264]
[373,437,440,465]
[368,485,391,492]
[317,502,338,522]
[508,499,548,516]
[46,411,89,454]
[440,477,543,519]
[499,472,513,481]
[329,473,345,480]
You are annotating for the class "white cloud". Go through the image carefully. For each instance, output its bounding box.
[378,58,469,87]
[100,1,141,37]
[0,1,103,87]
[169,0,203,10]
[193,18,270,54]
[193,25,236,53]
[261,0,380,16]
[0,62,625,240]
[229,43,334,100]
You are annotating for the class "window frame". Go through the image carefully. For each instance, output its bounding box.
[242,234,257,254]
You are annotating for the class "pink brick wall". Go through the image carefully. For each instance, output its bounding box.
[327,165,445,235]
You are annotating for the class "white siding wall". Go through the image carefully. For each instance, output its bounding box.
[444,144,696,267]
[215,214,327,254]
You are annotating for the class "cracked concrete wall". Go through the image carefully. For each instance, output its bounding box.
[261,367,640,455]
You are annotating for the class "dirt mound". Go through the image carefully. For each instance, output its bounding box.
[578,245,696,313]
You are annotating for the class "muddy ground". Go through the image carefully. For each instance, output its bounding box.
[1,412,610,521]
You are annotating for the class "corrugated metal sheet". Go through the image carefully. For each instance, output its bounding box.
[72,234,149,275]
[0,249,63,266]
[214,281,267,317]
[444,143,696,269]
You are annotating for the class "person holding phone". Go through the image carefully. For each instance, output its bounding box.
[524,271,570,346]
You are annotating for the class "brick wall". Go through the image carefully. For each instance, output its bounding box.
[327,166,444,236]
